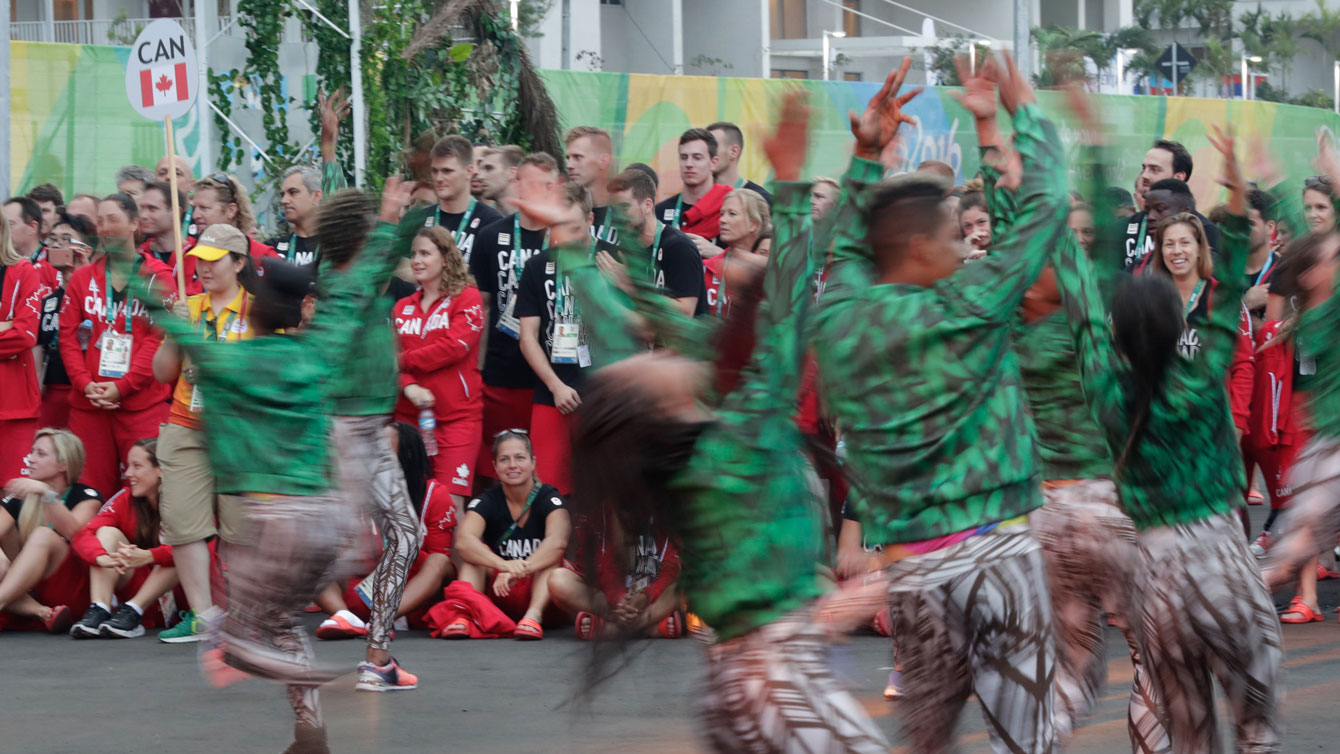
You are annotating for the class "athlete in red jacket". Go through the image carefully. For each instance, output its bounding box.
[393,247,486,499]
[0,256,42,482]
[58,252,171,496]
[69,438,180,637]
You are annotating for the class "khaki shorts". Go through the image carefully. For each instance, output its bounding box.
[157,422,249,546]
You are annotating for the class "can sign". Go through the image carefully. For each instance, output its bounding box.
[124,19,199,121]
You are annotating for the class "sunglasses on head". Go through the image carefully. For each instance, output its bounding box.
[207,172,239,197]
[1305,175,1334,188]
[493,428,529,438]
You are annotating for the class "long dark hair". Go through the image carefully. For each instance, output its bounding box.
[392,421,430,516]
[1110,274,1185,476]
[128,438,161,549]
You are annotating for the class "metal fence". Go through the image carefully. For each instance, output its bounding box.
[12,16,240,46]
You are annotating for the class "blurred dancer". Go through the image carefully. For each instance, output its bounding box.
[812,56,1061,754]
[559,91,888,753]
[1054,127,1281,754]
[143,181,413,754]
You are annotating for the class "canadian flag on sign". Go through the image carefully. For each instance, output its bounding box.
[139,63,189,108]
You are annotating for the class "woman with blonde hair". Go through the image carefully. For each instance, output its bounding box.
[707,188,771,317]
[393,225,485,506]
[177,173,278,295]
[0,428,103,632]
[0,206,43,482]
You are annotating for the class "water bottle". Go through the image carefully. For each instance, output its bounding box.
[418,407,438,456]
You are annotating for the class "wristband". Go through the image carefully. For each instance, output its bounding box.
[41,490,60,504]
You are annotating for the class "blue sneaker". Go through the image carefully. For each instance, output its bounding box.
[883,667,903,700]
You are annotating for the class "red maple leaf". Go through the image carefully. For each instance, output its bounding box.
[156,74,173,94]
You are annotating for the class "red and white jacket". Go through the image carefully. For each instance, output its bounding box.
[393,286,486,424]
[137,234,278,298]
[0,260,42,421]
[58,257,172,413]
[1228,302,1255,437]
[71,488,173,568]
[419,480,458,559]
[1247,320,1314,450]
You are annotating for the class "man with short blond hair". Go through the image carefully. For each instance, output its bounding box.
[565,126,617,241]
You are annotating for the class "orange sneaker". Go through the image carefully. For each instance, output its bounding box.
[201,647,253,688]
[356,656,419,692]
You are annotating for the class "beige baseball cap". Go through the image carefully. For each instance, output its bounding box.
[187,224,249,261]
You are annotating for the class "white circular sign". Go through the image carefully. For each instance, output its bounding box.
[124,19,200,121]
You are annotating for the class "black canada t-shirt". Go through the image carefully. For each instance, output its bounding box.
[513,249,587,407]
[599,225,707,316]
[467,482,566,561]
[471,215,546,389]
[1,482,103,521]
[264,234,320,269]
[590,206,621,247]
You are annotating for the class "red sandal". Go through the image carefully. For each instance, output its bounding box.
[575,611,604,641]
[514,617,543,640]
[1280,596,1323,624]
[657,610,684,639]
[440,621,470,639]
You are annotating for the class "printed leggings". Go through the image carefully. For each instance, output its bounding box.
[882,528,1056,754]
[333,415,421,652]
[1031,479,1169,753]
[1269,435,1340,585]
[220,494,356,728]
[1137,514,1283,754]
[699,607,889,754]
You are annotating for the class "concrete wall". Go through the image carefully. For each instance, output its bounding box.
[598,0,678,75]
[528,0,603,71]
[682,0,764,78]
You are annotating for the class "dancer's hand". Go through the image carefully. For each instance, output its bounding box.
[850,58,922,161]
[512,185,591,247]
[763,90,810,182]
[378,176,414,223]
[949,56,998,122]
[987,52,1036,116]
[1248,134,1281,187]
[318,87,350,163]
[1209,124,1246,215]
[595,250,632,293]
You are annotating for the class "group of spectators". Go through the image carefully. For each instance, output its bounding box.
[0,96,1332,656]
[0,105,800,646]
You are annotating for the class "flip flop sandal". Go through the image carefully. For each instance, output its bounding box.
[440,621,470,639]
[1246,490,1265,505]
[514,617,544,640]
[657,610,684,639]
[575,611,604,641]
[1280,597,1323,624]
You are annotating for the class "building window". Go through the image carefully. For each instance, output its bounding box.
[843,0,860,37]
[843,71,863,81]
[770,0,806,40]
[772,68,808,79]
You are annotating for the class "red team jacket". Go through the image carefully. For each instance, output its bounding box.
[418,480,458,561]
[58,258,172,413]
[0,260,42,421]
[393,287,486,424]
[71,488,174,568]
[1228,302,1255,437]
[1247,320,1312,450]
[137,235,277,298]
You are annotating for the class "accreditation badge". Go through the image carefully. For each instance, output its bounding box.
[97,331,132,378]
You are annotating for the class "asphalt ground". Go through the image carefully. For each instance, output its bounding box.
[2,504,1338,754]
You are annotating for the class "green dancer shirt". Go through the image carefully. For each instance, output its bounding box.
[146,222,402,496]
[563,181,826,641]
[1051,213,1251,530]
[812,103,1068,545]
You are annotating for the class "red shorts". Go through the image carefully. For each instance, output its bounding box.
[34,547,91,616]
[432,419,481,497]
[39,384,71,429]
[529,403,573,495]
[475,385,534,484]
[0,418,38,482]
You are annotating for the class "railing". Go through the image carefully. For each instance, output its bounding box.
[12,16,240,46]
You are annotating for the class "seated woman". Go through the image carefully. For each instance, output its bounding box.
[549,504,682,640]
[448,430,570,640]
[69,438,180,638]
[316,422,458,638]
[0,428,103,632]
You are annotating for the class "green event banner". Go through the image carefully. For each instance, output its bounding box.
[11,40,1340,209]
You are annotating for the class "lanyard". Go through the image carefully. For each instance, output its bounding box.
[201,291,247,343]
[101,260,132,336]
[715,248,731,318]
[285,234,317,263]
[507,215,550,289]
[1183,278,1207,317]
[436,198,478,245]
[672,195,684,226]
[496,483,542,549]
[733,176,745,189]
[418,293,453,339]
[1135,215,1148,263]
[1254,254,1276,286]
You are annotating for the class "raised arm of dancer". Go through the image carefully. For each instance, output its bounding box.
[1050,230,1124,433]
[957,58,1021,239]
[1202,127,1252,379]
[943,54,1068,322]
[319,88,350,193]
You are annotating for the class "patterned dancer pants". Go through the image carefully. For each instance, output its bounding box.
[333,415,421,651]
[220,493,357,728]
[1269,435,1340,588]
[1136,513,1283,754]
[1031,479,1169,753]
[700,607,890,754]
[882,527,1056,754]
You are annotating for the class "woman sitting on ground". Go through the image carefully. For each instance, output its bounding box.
[68,438,179,638]
[448,430,570,640]
[0,428,103,632]
[316,422,458,638]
